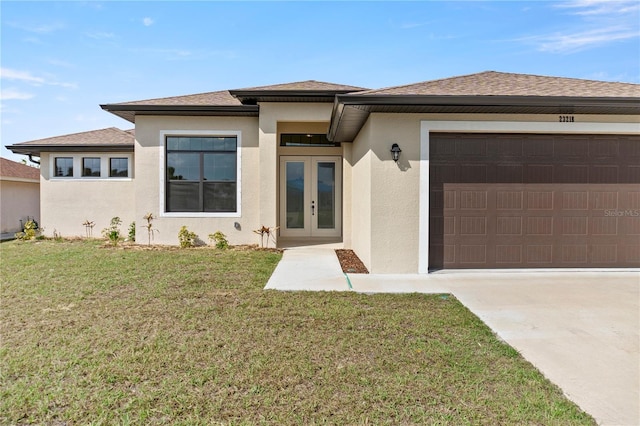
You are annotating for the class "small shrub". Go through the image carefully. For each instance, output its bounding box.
[209,231,229,250]
[178,226,197,248]
[128,221,136,242]
[102,217,122,246]
[15,219,39,241]
[82,220,95,238]
[143,213,158,246]
[53,229,63,242]
[253,225,279,248]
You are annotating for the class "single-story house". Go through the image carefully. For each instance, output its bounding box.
[8,71,640,272]
[0,157,40,235]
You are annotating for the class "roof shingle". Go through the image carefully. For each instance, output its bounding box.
[356,71,640,97]
[0,158,40,181]
[233,80,367,92]
[10,127,134,148]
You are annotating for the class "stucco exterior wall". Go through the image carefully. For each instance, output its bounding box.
[348,119,373,270]
[351,112,640,273]
[39,152,134,238]
[134,115,260,246]
[0,179,40,233]
[257,102,335,242]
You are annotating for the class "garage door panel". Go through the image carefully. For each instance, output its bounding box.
[429,133,640,269]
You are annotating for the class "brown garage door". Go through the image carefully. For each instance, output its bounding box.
[429,133,640,269]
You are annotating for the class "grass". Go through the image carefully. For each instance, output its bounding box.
[1,239,594,425]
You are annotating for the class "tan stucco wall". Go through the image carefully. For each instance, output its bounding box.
[39,152,134,238]
[0,179,40,233]
[134,115,261,246]
[258,103,335,242]
[349,112,640,273]
[348,119,373,270]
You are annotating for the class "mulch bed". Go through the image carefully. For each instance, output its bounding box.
[335,249,369,274]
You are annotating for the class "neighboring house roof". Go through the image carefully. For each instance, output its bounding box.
[6,127,135,156]
[101,80,368,122]
[329,71,640,141]
[0,157,40,182]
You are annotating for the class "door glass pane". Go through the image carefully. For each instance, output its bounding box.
[286,162,305,229]
[317,162,335,229]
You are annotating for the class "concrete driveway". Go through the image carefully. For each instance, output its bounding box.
[349,271,640,426]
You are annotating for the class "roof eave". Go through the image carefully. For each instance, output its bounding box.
[6,144,135,156]
[329,95,640,142]
[230,89,359,104]
[100,104,260,123]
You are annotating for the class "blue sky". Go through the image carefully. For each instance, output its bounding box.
[2,0,639,162]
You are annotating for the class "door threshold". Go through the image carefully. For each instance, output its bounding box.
[277,237,343,249]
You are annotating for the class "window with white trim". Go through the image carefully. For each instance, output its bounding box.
[165,136,238,213]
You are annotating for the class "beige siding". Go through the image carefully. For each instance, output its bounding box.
[39,152,134,238]
[350,112,640,273]
[0,179,40,234]
[348,119,373,271]
[134,115,260,246]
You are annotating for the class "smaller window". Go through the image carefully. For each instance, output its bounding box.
[280,133,339,147]
[110,158,129,177]
[55,157,73,177]
[82,157,101,177]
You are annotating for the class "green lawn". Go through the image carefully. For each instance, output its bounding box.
[0,240,594,425]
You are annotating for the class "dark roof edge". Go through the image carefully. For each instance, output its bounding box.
[6,144,134,156]
[335,94,640,107]
[230,89,358,97]
[100,104,259,113]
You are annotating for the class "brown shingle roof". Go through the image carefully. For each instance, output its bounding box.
[0,158,40,181]
[356,71,640,97]
[111,90,241,106]
[10,127,134,148]
[233,80,367,92]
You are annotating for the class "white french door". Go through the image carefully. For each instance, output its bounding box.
[279,156,342,238]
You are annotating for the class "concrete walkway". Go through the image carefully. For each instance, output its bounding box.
[265,247,640,426]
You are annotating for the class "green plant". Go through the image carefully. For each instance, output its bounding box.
[102,217,122,246]
[253,225,279,248]
[209,231,229,249]
[82,220,95,238]
[143,213,158,246]
[128,221,136,242]
[53,229,63,242]
[15,219,39,241]
[178,226,197,248]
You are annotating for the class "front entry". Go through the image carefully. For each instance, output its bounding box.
[279,156,342,238]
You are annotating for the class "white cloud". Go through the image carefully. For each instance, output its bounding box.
[0,67,77,89]
[0,68,45,84]
[0,88,35,101]
[525,26,639,53]
[7,21,65,34]
[520,0,639,53]
[86,31,116,40]
[143,17,154,27]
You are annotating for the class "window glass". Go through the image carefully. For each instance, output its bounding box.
[166,136,238,213]
[55,157,73,177]
[82,157,101,177]
[280,133,338,147]
[167,153,200,181]
[204,153,236,181]
[109,158,129,177]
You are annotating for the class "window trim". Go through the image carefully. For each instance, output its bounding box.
[159,130,242,218]
[49,153,133,180]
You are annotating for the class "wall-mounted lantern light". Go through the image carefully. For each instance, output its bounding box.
[390,143,402,162]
